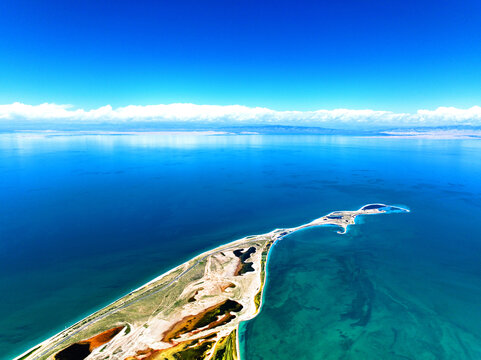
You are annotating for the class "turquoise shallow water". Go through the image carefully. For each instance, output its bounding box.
[1,134,481,359]
[241,211,481,359]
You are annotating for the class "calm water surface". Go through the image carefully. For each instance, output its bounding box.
[0,134,480,359]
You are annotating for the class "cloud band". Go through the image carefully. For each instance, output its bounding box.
[1,102,481,128]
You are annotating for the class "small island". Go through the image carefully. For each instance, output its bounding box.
[17,204,408,360]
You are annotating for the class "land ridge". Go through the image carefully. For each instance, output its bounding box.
[16,204,408,360]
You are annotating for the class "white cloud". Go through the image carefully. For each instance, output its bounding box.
[1,102,481,128]
[416,106,481,125]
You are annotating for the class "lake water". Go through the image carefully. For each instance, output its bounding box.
[1,134,480,359]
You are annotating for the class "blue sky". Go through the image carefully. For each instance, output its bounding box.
[1,0,481,114]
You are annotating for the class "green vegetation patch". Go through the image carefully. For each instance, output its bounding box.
[212,329,238,360]
[172,340,214,359]
[17,346,41,360]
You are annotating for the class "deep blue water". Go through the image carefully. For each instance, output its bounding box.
[1,134,481,359]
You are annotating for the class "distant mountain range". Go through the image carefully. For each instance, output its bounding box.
[2,123,481,138]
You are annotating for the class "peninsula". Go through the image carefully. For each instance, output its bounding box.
[16,204,408,360]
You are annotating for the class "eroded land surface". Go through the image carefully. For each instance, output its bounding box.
[17,204,407,360]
